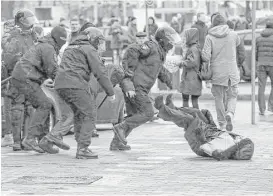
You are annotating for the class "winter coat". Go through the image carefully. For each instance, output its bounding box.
[256,28,273,66]
[180,29,202,96]
[121,39,172,93]
[12,35,58,85]
[202,25,243,86]
[191,20,208,50]
[54,35,114,96]
[127,23,138,44]
[144,23,158,37]
[2,27,36,76]
[109,23,124,49]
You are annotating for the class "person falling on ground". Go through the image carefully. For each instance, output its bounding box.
[154,94,254,161]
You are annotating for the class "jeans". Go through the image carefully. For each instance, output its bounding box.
[211,82,238,127]
[258,65,273,113]
[57,88,96,149]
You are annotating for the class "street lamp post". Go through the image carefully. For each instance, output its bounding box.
[251,1,256,124]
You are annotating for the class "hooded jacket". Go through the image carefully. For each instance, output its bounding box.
[191,20,208,50]
[202,25,242,86]
[256,28,273,66]
[54,35,114,96]
[12,35,58,85]
[121,38,172,93]
[180,28,202,96]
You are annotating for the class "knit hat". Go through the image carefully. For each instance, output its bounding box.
[212,14,226,27]
[266,17,273,29]
[136,32,147,37]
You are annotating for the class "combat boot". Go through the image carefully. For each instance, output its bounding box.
[76,148,98,159]
[45,133,70,150]
[1,134,14,147]
[39,137,59,154]
[154,95,164,110]
[22,138,45,153]
[113,123,127,145]
[12,142,22,151]
[110,135,131,151]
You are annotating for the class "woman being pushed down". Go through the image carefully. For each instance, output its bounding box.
[154,94,254,161]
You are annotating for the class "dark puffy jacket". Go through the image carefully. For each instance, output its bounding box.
[54,35,114,96]
[121,39,172,93]
[12,35,58,85]
[2,27,36,76]
[256,28,273,66]
[191,21,208,50]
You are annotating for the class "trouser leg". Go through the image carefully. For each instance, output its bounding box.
[182,94,189,108]
[158,104,194,129]
[122,89,154,131]
[3,96,12,135]
[58,88,96,149]
[226,82,238,116]
[258,65,267,114]
[267,67,273,112]
[211,84,227,127]
[10,103,24,143]
[191,95,200,109]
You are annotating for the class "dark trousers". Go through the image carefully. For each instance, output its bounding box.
[122,89,154,132]
[11,79,52,139]
[258,65,273,113]
[57,88,96,149]
[182,94,200,109]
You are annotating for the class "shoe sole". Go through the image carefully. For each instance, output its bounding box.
[22,141,44,153]
[112,127,127,145]
[76,155,98,159]
[225,115,233,132]
[109,146,131,151]
[46,136,70,150]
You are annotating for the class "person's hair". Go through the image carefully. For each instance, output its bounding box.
[148,16,155,24]
[266,18,273,29]
[227,20,235,30]
[197,12,205,18]
[130,16,137,22]
[212,14,226,27]
[79,22,96,32]
[211,12,220,22]
[70,17,79,23]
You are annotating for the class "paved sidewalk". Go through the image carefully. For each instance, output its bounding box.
[151,82,272,101]
[1,101,273,196]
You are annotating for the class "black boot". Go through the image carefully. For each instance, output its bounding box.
[76,147,98,159]
[39,137,59,154]
[113,123,127,145]
[154,95,164,110]
[110,134,131,151]
[22,137,45,153]
[45,133,70,150]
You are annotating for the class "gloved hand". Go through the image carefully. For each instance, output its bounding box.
[44,78,54,88]
[108,94,116,102]
[167,83,173,90]
[126,90,136,98]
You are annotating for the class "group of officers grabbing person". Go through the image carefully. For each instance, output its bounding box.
[2,9,254,161]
